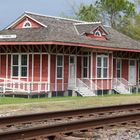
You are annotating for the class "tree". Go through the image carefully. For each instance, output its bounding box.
[95,0,136,28]
[75,4,100,22]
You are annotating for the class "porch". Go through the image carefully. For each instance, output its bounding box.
[0,44,139,97]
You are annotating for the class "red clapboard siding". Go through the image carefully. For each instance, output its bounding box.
[77,56,81,78]
[1,55,6,78]
[109,54,113,78]
[93,53,96,78]
[113,59,116,78]
[14,18,41,29]
[34,55,40,81]
[50,55,56,83]
[64,56,69,83]
[29,55,32,82]
[42,54,48,81]
[122,59,128,80]
[8,55,11,78]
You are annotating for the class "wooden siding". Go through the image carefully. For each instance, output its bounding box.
[14,17,41,29]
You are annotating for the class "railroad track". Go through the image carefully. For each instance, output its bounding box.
[0,103,140,140]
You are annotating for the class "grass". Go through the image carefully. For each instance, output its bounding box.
[0,94,140,116]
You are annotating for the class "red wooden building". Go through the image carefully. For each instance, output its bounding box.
[0,11,140,97]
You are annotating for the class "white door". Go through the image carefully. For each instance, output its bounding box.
[68,56,76,88]
[129,60,136,85]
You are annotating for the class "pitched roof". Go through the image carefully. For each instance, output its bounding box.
[0,11,140,51]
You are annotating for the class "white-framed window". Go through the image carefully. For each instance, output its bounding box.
[116,59,122,78]
[22,20,32,28]
[82,56,89,78]
[56,55,63,79]
[94,30,101,37]
[12,54,28,77]
[96,55,108,78]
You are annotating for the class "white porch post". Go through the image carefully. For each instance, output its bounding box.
[48,54,50,91]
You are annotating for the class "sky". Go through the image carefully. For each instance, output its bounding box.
[0,0,94,29]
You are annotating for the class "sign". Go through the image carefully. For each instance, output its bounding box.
[0,35,17,39]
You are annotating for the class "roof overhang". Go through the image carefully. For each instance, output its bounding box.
[0,41,139,53]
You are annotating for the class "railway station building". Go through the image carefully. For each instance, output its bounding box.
[0,12,140,97]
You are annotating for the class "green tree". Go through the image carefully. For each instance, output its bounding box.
[95,0,136,28]
[76,4,100,22]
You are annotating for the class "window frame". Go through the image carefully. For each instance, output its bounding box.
[56,55,63,79]
[22,20,32,28]
[11,54,28,78]
[82,56,89,79]
[96,55,109,79]
[94,30,102,37]
[116,59,122,78]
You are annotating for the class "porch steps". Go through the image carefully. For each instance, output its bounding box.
[75,87,96,97]
[68,78,96,97]
[112,78,131,94]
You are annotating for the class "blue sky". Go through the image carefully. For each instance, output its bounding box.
[0,0,94,29]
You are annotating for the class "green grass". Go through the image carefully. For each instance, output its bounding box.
[1,94,140,115]
[0,93,140,105]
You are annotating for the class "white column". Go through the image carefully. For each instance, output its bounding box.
[6,54,8,79]
[48,54,50,91]
[90,51,93,80]
[32,53,34,91]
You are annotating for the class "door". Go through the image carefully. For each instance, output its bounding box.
[68,56,76,88]
[129,60,136,85]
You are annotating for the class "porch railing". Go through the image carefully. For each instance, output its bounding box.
[0,78,48,93]
[112,78,131,94]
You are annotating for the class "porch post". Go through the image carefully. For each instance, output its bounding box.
[48,53,50,91]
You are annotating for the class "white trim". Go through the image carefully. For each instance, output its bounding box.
[128,59,136,85]
[27,54,29,83]
[69,55,77,81]
[74,22,101,25]
[6,13,47,29]
[11,54,28,79]
[25,11,84,23]
[62,54,64,91]
[73,25,80,35]
[32,53,34,86]
[96,54,109,79]
[81,55,89,79]
[0,55,1,74]
[22,20,32,28]
[94,30,102,37]
[48,54,50,91]
[6,54,8,79]
[90,52,93,80]
[116,58,122,78]
[40,53,42,82]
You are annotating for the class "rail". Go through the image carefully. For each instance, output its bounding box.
[0,110,140,140]
[0,103,140,126]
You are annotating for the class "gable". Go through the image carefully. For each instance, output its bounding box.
[6,14,47,29]
[13,17,41,29]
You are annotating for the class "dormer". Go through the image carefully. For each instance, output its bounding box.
[6,13,47,29]
[75,23,110,41]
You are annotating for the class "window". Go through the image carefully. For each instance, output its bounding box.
[130,60,135,66]
[12,55,19,77]
[21,55,27,77]
[22,20,32,28]
[94,30,101,37]
[96,55,108,78]
[57,55,63,79]
[116,59,122,78]
[82,56,88,78]
[12,54,28,77]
